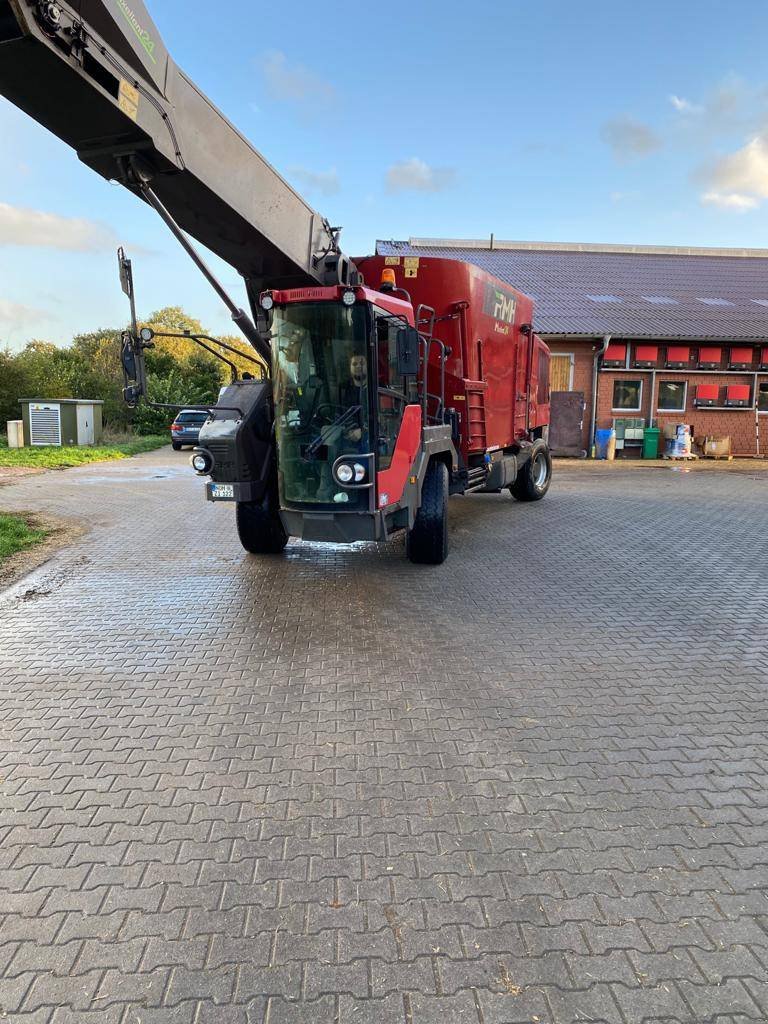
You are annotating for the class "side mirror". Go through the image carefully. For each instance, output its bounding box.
[396,326,420,376]
[120,330,146,407]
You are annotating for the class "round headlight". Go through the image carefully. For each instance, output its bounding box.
[336,463,354,484]
[139,326,154,342]
[190,451,213,475]
[353,462,366,482]
[341,289,356,307]
[260,293,274,310]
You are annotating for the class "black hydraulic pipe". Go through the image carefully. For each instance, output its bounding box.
[136,181,272,365]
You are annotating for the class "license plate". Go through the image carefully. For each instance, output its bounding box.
[210,483,234,500]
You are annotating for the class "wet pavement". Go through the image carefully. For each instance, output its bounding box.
[1,447,768,1023]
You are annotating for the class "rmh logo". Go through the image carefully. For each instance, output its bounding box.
[484,284,516,325]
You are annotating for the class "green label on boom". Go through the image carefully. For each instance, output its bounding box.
[115,0,157,64]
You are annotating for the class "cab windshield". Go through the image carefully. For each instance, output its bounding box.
[272,301,371,510]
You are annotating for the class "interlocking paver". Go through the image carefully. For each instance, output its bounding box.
[2,451,768,1021]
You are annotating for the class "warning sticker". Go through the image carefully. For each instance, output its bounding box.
[384,256,400,266]
[118,80,140,122]
[404,256,419,278]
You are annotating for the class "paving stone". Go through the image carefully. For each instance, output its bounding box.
[2,454,768,1020]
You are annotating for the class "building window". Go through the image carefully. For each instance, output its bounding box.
[758,383,768,412]
[658,381,687,412]
[612,379,642,411]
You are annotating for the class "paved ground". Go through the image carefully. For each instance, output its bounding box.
[1,449,768,1024]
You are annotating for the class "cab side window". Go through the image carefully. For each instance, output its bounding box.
[374,311,408,470]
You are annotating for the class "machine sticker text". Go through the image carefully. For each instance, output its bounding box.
[115,0,158,64]
[118,80,140,121]
[483,283,517,325]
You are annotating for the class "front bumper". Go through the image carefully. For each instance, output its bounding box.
[280,509,385,543]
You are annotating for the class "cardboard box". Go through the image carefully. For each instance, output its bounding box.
[703,436,731,458]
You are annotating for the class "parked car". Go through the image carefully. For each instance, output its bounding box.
[170,409,209,450]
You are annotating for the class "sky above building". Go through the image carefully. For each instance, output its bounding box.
[3,0,768,349]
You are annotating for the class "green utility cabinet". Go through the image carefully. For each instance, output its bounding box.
[642,427,661,459]
[18,399,103,447]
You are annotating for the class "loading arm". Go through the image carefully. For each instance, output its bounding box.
[0,0,356,339]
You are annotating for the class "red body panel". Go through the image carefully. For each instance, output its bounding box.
[357,256,548,459]
[269,285,415,325]
[376,404,422,509]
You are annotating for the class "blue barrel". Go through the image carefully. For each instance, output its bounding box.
[595,428,615,460]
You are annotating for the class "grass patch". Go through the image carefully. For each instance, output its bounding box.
[0,513,48,560]
[0,434,168,469]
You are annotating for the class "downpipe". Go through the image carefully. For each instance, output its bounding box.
[588,334,611,455]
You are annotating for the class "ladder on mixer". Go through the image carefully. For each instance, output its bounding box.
[464,380,488,450]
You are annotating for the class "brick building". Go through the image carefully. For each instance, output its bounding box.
[376,238,768,456]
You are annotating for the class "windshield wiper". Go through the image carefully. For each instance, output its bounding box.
[304,405,361,459]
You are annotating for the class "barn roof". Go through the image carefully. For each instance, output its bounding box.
[375,238,768,339]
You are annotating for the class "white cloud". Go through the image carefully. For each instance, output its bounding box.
[670,94,703,114]
[290,166,340,196]
[258,51,336,108]
[0,202,119,251]
[701,191,758,210]
[0,298,50,328]
[601,117,662,161]
[699,135,768,210]
[385,158,456,194]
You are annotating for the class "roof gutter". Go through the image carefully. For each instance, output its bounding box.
[589,335,611,455]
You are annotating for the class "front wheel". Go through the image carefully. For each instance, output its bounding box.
[510,440,552,502]
[407,460,449,565]
[236,496,288,554]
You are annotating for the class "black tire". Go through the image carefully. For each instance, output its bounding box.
[407,459,449,565]
[171,442,182,451]
[510,440,552,502]
[236,495,288,554]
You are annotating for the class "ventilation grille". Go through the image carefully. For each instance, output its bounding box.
[29,405,61,446]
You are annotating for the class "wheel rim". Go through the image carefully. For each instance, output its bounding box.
[533,453,548,488]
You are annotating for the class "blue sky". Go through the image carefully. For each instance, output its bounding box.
[3,0,768,349]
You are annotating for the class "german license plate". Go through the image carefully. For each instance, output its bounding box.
[210,483,234,500]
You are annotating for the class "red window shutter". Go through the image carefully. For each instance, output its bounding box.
[696,384,720,401]
[726,384,751,402]
[666,345,689,363]
[635,344,658,363]
[698,346,722,364]
[761,346,768,366]
[604,343,626,362]
[729,346,753,364]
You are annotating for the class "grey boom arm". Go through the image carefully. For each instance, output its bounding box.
[0,0,355,299]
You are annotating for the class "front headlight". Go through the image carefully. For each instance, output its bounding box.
[190,449,214,475]
[353,462,366,482]
[336,463,354,484]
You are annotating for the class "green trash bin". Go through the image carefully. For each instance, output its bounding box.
[642,427,661,459]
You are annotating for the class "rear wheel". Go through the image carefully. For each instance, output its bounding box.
[171,441,182,451]
[407,460,448,565]
[510,440,552,502]
[236,494,288,554]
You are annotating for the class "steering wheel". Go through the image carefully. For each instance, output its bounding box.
[308,402,346,427]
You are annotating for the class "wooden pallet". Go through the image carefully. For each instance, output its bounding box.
[662,453,698,461]
[701,453,733,461]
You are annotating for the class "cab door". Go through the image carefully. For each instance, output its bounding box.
[373,309,409,470]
